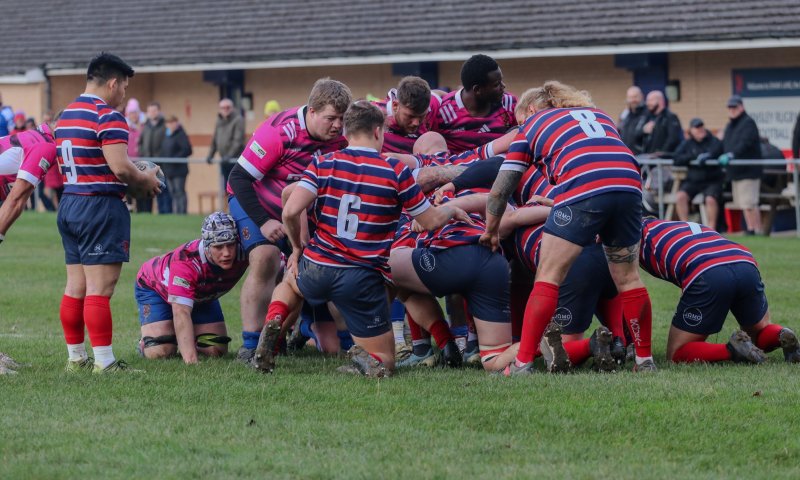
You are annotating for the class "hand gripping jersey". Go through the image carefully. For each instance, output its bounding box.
[0,126,57,201]
[639,219,757,291]
[373,89,441,154]
[298,146,430,279]
[435,89,517,154]
[502,107,641,208]
[136,239,249,307]
[413,141,496,169]
[56,94,129,196]
[227,105,348,221]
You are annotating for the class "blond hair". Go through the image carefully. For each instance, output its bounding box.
[530,81,595,110]
[515,88,538,120]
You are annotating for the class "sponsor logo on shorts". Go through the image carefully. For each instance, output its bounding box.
[122,241,129,254]
[88,243,108,256]
[553,206,573,227]
[418,251,436,273]
[682,307,703,327]
[172,276,191,288]
[552,307,573,327]
[249,141,267,159]
[142,304,151,320]
[242,227,250,241]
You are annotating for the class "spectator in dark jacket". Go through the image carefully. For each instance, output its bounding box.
[160,115,193,214]
[138,101,169,213]
[618,86,648,155]
[206,98,245,203]
[791,111,800,160]
[721,95,763,235]
[673,118,724,229]
[643,90,683,156]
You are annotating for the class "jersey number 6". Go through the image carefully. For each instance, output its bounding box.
[336,194,361,240]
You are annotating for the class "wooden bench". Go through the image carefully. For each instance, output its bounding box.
[197,191,217,214]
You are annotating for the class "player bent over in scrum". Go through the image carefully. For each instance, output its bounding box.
[254,101,471,377]
[135,213,248,364]
[640,219,800,364]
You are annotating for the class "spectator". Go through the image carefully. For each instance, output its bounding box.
[721,95,763,235]
[0,92,12,136]
[137,101,169,213]
[125,98,143,158]
[159,115,192,214]
[672,118,725,229]
[792,111,800,159]
[11,111,26,134]
[263,99,281,119]
[206,98,244,200]
[643,90,683,156]
[618,86,648,154]
[24,117,36,131]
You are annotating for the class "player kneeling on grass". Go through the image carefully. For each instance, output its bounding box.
[135,212,248,364]
[253,101,471,377]
[640,218,800,364]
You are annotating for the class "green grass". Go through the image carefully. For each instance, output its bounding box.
[2,213,800,479]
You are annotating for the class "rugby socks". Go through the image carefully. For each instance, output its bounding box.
[84,296,115,368]
[509,280,530,341]
[265,301,290,326]
[60,295,86,360]
[563,339,592,366]
[429,319,454,351]
[516,281,559,365]
[672,342,730,363]
[754,323,783,352]
[408,314,432,356]
[598,296,625,340]
[620,288,653,360]
[391,300,406,344]
[451,324,468,352]
[93,346,115,369]
[242,331,260,350]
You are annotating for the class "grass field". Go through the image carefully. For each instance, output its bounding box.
[2,213,800,479]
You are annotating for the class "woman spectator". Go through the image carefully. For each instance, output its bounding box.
[160,115,192,214]
[125,98,143,158]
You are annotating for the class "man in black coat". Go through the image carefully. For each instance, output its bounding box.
[618,86,649,155]
[160,115,193,214]
[721,95,763,235]
[673,118,724,229]
[643,90,683,156]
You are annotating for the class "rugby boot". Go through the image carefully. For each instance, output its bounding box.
[286,327,310,353]
[335,364,363,376]
[439,340,463,368]
[394,343,412,363]
[493,361,534,377]
[92,359,143,374]
[0,352,22,370]
[65,356,94,373]
[779,328,800,363]
[397,348,437,368]
[253,320,281,373]
[727,330,766,364]
[347,345,386,378]
[540,322,572,373]
[0,364,17,375]
[235,346,256,365]
[462,346,481,366]
[589,326,617,372]
[610,336,627,366]
[632,357,658,373]
[625,343,636,363]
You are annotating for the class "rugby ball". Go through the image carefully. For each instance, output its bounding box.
[133,160,167,190]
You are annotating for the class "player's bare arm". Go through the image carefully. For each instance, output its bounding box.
[412,203,473,231]
[171,303,198,364]
[103,143,160,197]
[0,178,35,239]
[480,169,522,250]
[415,165,467,193]
[282,185,317,276]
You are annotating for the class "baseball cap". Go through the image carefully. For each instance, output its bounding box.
[689,118,704,128]
[727,95,743,108]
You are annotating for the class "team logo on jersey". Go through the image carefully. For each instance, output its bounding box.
[242,227,250,241]
[553,206,573,227]
[418,251,436,273]
[682,307,703,327]
[172,276,190,288]
[249,140,267,159]
[39,157,50,170]
[552,307,573,327]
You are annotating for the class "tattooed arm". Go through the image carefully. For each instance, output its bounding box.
[415,165,467,193]
[479,169,523,251]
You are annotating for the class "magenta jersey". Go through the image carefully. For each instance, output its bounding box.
[136,239,249,307]
[434,89,517,154]
[502,107,641,208]
[227,105,348,221]
[640,219,757,291]
[0,126,57,200]
[55,94,129,197]
[373,89,441,154]
[298,146,430,279]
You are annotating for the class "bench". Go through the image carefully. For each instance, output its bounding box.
[197,191,217,214]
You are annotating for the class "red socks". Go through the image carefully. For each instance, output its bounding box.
[84,295,112,347]
[60,295,85,345]
[672,342,731,363]
[754,323,783,352]
[407,315,431,342]
[266,301,289,326]
[563,339,591,365]
[517,281,560,364]
[598,296,625,340]
[620,287,652,358]
[429,319,453,348]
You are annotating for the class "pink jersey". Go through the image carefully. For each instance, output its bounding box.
[373,89,441,154]
[226,105,348,221]
[0,126,57,199]
[136,239,249,307]
[434,89,517,154]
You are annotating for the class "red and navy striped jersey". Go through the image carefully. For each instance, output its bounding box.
[413,141,495,169]
[515,165,556,206]
[55,94,129,196]
[421,213,486,250]
[299,146,430,278]
[434,89,517,154]
[639,219,757,290]
[502,107,641,208]
[392,213,428,249]
[373,89,441,154]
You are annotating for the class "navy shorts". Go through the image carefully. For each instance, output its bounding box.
[57,194,130,265]
[296,257,390,338]
[544,191,642,248]
[672,263,768,335]
[412,244,510,323]
[135,285,224,326]
[228,195,290,255]
[552,243,618,335]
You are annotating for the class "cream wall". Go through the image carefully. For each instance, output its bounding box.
[0,83,46,122]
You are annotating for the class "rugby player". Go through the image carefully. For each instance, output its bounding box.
[0,123,57,242]
[253,101,471,377]
[372,76,441,154]
[481,81,656,375]
[56,53,162,373]
[135,212,248,364]
[640,218,800,364]
[434,54,517,154]
[226,78,351,363]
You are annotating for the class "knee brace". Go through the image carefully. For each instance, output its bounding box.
[479,342,512,364]
[196,333,232,348]
[142,335,178,348]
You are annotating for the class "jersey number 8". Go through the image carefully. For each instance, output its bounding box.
[336,194,361,240]
[570,110,606,139]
